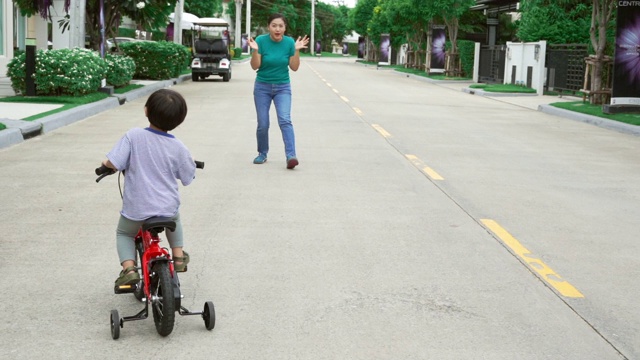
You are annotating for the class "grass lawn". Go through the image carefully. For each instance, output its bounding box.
[301,51,352,58]
[469,83,537,93]
[0,92,109,122]
[356,61,471,81]
[114,84,144,94]
[550,101,640,126]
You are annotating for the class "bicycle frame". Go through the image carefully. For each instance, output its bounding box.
[136,226,175,301]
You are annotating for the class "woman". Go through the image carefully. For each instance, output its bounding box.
[248,13,309,169]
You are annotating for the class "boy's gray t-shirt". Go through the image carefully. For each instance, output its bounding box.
[107,127,195,221]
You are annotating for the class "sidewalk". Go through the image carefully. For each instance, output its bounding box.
[0,75,191,149]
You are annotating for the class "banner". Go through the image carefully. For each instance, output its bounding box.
[611,2,640,105]
[430,25,446,73]
[315,41,322,55]
[242,34,249,54]
[358,36,365,59]
[342,43,348,55]
[379,34,390,65]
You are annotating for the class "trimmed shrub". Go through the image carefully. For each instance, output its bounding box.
[233,47,242,59]
[105,53,136,88]
[7,47,107,96]
[458,40,475,78]
[120,41,190,80]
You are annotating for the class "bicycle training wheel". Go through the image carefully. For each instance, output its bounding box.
[203,301,215,330]
[150,262,176,336]
[110,309,121,340]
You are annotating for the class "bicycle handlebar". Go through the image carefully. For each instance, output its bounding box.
[95,160,204,183]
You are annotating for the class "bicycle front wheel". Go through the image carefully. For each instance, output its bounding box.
[150,262,176,336]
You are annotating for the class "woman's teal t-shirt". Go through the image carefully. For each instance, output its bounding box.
[256,34,296,84]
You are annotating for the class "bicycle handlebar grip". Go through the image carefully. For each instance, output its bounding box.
[195,160,205,169]
[95,164,112,175]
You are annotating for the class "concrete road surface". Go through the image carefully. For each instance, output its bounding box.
[1,57,638,359]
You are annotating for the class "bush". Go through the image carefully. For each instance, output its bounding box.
[120,41,190,80]
[7,47,107,96]
[233,47,242,59]
[458,40,475,78]
[105,53,136,88]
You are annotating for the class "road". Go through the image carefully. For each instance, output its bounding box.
[0,57,638,359]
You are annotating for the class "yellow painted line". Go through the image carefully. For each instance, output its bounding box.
[405,154,444,180]
[332,88,339,93]
[340,96,349,102]
[481,219,584,298]
[372,124,391,138]
[353,107,363,116]
[423,166,444,180]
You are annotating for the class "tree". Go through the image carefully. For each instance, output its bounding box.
[13,0,178,50]
[517,0,591,44]
[426,0,475,75]
[185,0,223,18]
[589,0,616,104]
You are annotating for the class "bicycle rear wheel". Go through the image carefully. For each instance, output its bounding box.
[150,262,176,336]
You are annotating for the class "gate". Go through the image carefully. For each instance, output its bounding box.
[545,44,588,94]
[478,45,506,83]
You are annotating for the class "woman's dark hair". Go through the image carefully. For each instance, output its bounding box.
[144,89,188,131]
[268,13,287,27]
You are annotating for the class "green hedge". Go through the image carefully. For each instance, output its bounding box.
[120,41,190,80]
[458,40,475,78]
[7,48,107,96]
[6,48,136,96]
[105,53,136,88]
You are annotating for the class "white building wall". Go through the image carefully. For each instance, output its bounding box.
[504,41,547,96]
[1,0,15,75]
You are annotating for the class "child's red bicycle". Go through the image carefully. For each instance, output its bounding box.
[96,162,214,340]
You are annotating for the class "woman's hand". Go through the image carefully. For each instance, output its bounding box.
[248,37,259,51]
[295,35,309,51]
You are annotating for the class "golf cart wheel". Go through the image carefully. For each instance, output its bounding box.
[222,73,230,82]
[191,73,199,82]
[203,301,215,330]
[110,309,121,340]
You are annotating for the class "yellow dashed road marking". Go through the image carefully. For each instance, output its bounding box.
[372,124,391,138]
[405,154,444,180]
[481,219,584,298]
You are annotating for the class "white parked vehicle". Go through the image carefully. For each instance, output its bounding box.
[190,17,232,82]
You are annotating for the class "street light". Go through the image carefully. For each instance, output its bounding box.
[235,0,243,49]
[311,0,315,56]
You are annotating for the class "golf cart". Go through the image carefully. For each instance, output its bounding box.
[190,17,232,82]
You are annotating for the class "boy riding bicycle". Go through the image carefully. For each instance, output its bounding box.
[101,89,196,287]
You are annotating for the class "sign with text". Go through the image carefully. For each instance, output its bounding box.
[612,2,640,105]
[430,25,446,73]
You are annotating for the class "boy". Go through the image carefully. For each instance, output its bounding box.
[101,89,196,286]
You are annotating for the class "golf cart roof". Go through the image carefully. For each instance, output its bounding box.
[193,18,229,27]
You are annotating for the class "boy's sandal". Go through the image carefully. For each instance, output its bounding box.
[115,266,140,286]
[174,251,190,273]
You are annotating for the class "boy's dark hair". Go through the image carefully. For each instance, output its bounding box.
[268,13,287,27]
[145,89,188,131]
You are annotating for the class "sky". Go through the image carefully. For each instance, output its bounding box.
[319,0,357,8]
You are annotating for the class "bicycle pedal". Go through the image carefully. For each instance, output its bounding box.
[114,283,138,294]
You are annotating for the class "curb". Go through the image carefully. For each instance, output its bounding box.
[0,74,192,150]
[462,87,538,97]
[539,104,640,136]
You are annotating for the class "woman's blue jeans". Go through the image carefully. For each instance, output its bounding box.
[253,81,296,159]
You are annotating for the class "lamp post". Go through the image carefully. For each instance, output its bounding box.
[311,0,315,56]
[245,0,251,39]
[235,0,243,49]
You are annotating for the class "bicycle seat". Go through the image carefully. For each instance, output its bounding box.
[142,217,176,233]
